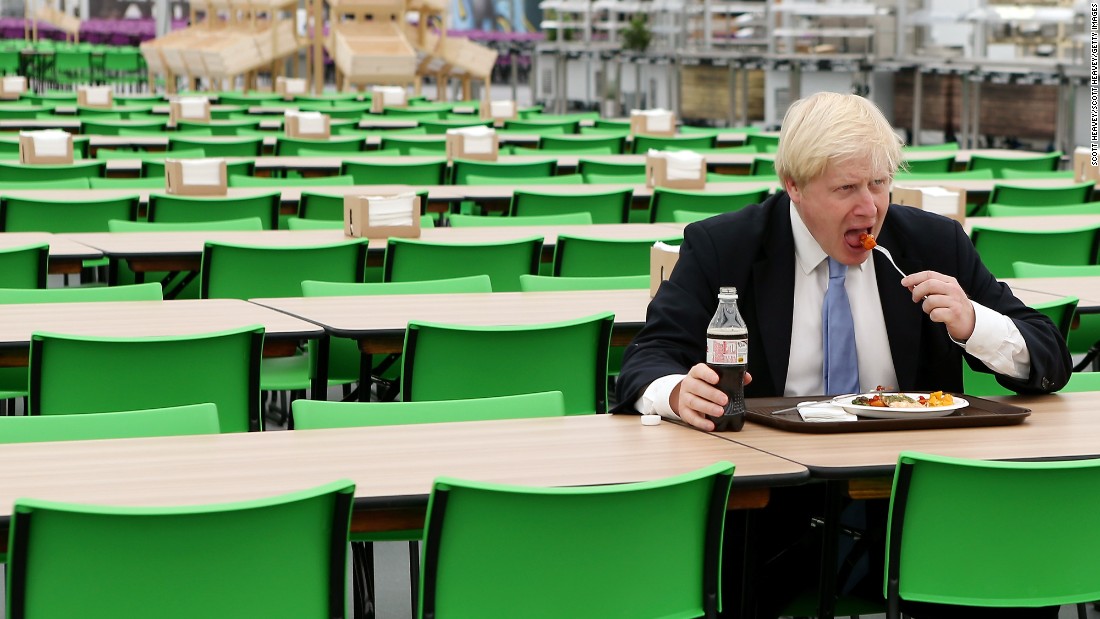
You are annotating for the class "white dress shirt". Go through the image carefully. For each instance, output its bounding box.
[636,205,1031,417]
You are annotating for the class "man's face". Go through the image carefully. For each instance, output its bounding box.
[784,156,891,266]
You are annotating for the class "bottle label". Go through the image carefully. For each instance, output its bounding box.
[707,338,748,365]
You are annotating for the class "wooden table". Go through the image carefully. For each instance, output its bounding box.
[0,414,808,529]
[0,232,102,275]
[1003,276,1100,310]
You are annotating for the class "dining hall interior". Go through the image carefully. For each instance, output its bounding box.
[0,0,1095,614]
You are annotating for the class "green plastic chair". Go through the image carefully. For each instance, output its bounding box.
[554,234,683,277]
[577,158,645,181]
[451,158,557,184]
[379,136,447,154]
[96,148,206,161]
[0,160,105,182]
[986,202,1100,217]
[418,461,734,619]
[519,274,648,291]
[178,119,263,136]
[402,312,614,415]
[671,209,714,223]
[967,151,1062,178]
[504,118,579,134]
[1013,261,1100,365]
[81,118,169,135]
[384,237,543,292]
[581,172,648,185]
[510,187,632,224]
[539,134,624,154]
[903,142,959,152]
[51,49,92,85]
[448,212,592,227]
[0,403,219,444]
[987,181,1094,206]
[341,158,447,185]
[88,177,164,189]
[0,243,48,289]
[102,46,145,87]
[969,224,1100,278]
[750,156,776,176]
[148,191,281,229]
[276,136,366,156]
[632,134,716,153]
[999,169,1076,180]
[170,136,264,157]
[744,133,780,153]
[902,155,956,174]
[419,119,493,134]
[0,194,138,232]
[7,479,354,619]
[144,159,254,178]
[884,451,1100,618]
[649,186,768,222]
[464,173,584,185]
[29,325,264,432]
[293,390,563,429]
[228,174,354,188]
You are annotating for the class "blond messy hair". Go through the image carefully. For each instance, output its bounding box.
[773,92,903,188]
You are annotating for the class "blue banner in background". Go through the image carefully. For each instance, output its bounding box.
[449,0,540,33]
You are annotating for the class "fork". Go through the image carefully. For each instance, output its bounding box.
[873,244,908,278]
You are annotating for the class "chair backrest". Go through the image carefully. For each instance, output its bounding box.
[276,136,365,156]
[402,312,614,414]
[986,202,1100,216]
[901,155,956,174]
[29,326,264,432]
[744,133,780,153]
[451,158,556,184]
[988,181,1094,206]
[145,159,254,178]
[385,237,542,292]
[108,217,265,232]
[170,136,264,157]
[885,451,1100,611]
[632,134,716,154]
[7,479,354,619]
[554,234,683,277]
[148,192,281,229]
[672,209,714,223]
[88,177,164,189]
[539,135,624,154]
[519,274,649,291]
[201,240,368,299]
[0,160,105,182]
[0,403,219,443]
[379,136,447,154]
[1011,261,1100,278]
[967,151,1062,177]
[228,174,355,188]
[970,224,1100,278]
[448,212,592,227]
[0,282,162,303]
[1029,295,1079,340]
[464,173,583,185]
[293,391,565,429]
[302,274,492,297]
[419,461,734,619]
[1,194,138,232]
[510,187,632,224]
[0,243,48,288]
[576,158,645,179]
[649,186,767,222]
[341,158,447,185]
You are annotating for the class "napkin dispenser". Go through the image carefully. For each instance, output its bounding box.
[276,76,308,101]
[78,85,114,108]
[370,86,407,114]
[646,150,706,190]
[1074,147,1099,183]
[285,110,331,139]
[344,193,422,239]
[0,75,26,100]
[19,129,74,164]
[630,109,676,136]
[481,99,517,126]
[165,158,228,196]
[649,241,680,298]
[446,126,498,162]
[169,96,211,127]
[891,185,966,222]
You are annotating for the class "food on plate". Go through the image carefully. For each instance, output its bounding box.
[859,233,876,250]
[850,391,954,409]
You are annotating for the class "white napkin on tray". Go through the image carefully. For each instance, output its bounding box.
[797,402,858,422]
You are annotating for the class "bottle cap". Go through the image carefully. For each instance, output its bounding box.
[641,414,662,426]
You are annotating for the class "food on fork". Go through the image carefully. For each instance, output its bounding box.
[858,233,876,250]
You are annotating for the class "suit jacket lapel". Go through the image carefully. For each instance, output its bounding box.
[752,199,796,394]
[875,224,925,389]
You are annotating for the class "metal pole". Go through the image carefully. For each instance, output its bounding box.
[911,68,922,145]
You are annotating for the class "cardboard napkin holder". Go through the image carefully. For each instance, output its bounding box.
[285,112,331,139]
[77,86,114,108]
[344,194,422,239]
[370,87,407,113]
[630,111,676,136]
[1074,148,1099,183]
[891,185,966,222]
[481,99,517,126]
[276,76,308,101]
[164,159,228,196]
[169,99,211,126]
[646,154,706,190]
[446,132,498,162]
[19,132,74,164]
[649,243,679,297]
[0,75,26,100]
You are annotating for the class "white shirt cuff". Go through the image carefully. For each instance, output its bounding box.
[635,374,687,419]
[960,300,1031,380]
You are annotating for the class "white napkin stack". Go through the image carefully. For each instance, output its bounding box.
[489,100,515,118]
[178,96,209,119]
[653,240,680,255]
[632,108,674,132]
[796,402,858,422]
[373,86,406,106]
[895,185,961,217]
[366,193,417,227]
[648,149,705,181]
[448,125,496,154]
[282,77,307,95]
[287,110,327,135]
[2,76,26,93]
[177,158,224,186]
[84,86,112,106]
[22,129,70,157]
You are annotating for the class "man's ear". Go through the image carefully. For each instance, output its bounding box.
[782,177,801,204]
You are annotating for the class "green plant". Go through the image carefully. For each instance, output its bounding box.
[621,13,652,52]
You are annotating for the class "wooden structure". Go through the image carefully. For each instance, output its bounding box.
[27,3,82,44]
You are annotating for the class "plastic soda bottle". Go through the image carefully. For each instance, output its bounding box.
[706,287,748,431]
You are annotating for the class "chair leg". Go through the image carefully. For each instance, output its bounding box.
[408,540,420,618]
[351,541,376,619]
[1077,603,1087,619]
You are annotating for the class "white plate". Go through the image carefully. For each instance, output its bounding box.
[831,393,969,419]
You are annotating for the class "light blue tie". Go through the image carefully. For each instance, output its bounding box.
[823,258,860,395]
